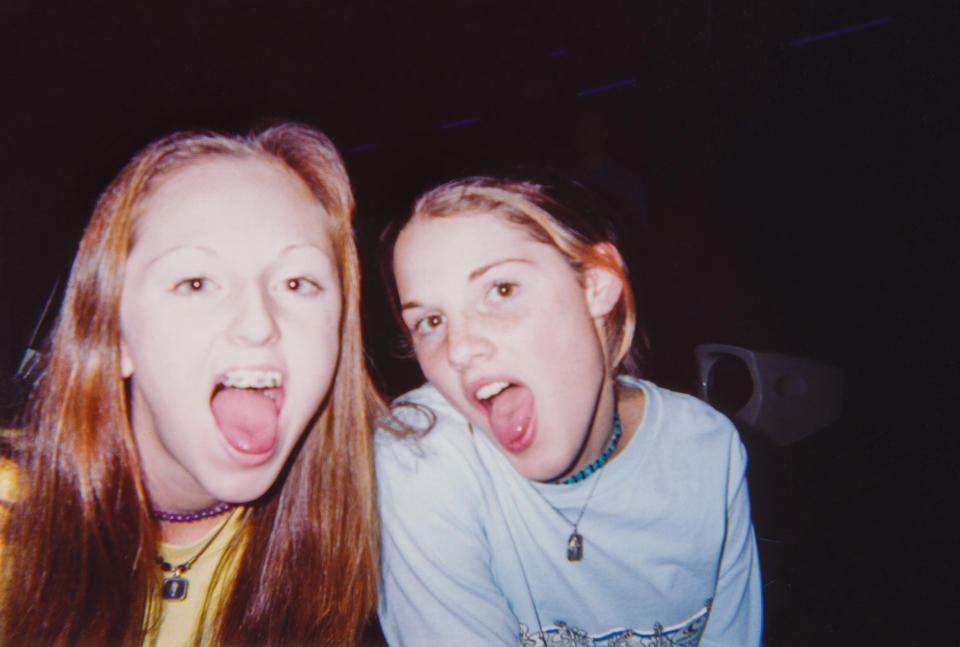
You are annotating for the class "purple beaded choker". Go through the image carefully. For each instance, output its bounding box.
[153,502,234,523]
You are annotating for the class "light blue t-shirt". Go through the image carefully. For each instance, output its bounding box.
[376,377,762,646]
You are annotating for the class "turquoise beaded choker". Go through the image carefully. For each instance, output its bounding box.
[551,411,621,485]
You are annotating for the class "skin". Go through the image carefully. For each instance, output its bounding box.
[394,211,636,481]
[119,156,342,542]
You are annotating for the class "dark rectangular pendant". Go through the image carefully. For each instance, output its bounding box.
[567,531,584,561]
[161,576,188,601]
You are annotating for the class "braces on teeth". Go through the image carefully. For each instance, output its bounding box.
[220,369,282,389]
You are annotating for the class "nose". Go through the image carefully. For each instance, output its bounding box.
[227,286,280,346]
[446,317,493,369]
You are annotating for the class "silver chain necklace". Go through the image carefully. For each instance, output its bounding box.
[536,457,608,561]
[502,406,623,641]
[472,408,619,564]
[156,512,233,602]
[511,433,613,644]
[527,410,620,561]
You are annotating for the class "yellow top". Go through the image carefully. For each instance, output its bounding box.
[0,459,16,504]
[1,459,246,646]
[148,508,245,647]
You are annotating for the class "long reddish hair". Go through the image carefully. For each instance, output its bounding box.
[1,123,383,645]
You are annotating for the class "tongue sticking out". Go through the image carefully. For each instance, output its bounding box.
[211,388,280,455]
[487,385,534,451]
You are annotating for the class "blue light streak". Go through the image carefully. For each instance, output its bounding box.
[441,117,481,129]
[789,17,892,46]
[576,78,637,97]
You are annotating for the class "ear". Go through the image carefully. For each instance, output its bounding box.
[120,337,134,378]
[584,242,625,319]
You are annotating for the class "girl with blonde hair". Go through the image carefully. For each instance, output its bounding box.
[377,176,762,646]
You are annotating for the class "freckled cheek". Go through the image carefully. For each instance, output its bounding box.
[414,344,443,379]
[508,313,557,350]
[417,343,460,391]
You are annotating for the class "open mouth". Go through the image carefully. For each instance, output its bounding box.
[210,369,284,457]
[473,379,535,452]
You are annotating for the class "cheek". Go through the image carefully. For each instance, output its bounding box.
[530,301,594,350]
[415,354,443,390]
[120,338,135,378]
[409,335,441,374]
[288,309,342,374]
[532,305,607,386]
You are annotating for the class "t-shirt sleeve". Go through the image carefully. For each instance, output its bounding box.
[376,422,519,647]
[700,426,764,646]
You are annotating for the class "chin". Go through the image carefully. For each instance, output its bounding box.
[524,449,582,482]
[513,460,562,482]
[204,469,281,505]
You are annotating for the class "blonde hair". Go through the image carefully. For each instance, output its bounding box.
[1,123,383,645]
[387,175,639,373]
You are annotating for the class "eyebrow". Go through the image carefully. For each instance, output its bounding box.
[468,257,530,281]
[145,245,218,269]
[399,257,531,312]
[145,242,332,271]
[280,243,334,258]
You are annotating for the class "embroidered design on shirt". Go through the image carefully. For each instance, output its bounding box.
[518,601,711,647]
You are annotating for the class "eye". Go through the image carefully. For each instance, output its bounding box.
[489,282,517,300]
[174,277,214,294]
[414,313,445,334]
[284,277,321,295]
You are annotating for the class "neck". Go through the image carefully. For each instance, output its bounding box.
[552,377,646,482]
[150,498,235,545]
[558,377,618,481]
[131,389,228,521]
[610,379,645,459]
[158,513,230,545]
[153,501,233,523]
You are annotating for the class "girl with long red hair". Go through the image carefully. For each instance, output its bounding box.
[1,122,382,645]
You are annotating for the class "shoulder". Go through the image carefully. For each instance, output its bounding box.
[624,376,739,440]
[375,383,486,511]
[376,383,475,461]
[619,377,746,478]
[394,380,466,426]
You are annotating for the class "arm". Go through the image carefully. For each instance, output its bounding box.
[700,432,764,646]
[376,430,519,647]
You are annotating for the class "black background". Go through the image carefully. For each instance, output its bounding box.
[1,1,956,643]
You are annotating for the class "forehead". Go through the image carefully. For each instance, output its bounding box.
[131,155,334,253]
[396,211,528,260]
[393,211,569,292]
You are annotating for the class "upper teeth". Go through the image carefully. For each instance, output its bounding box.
[476,381,509,400]
[221,369,282,389]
